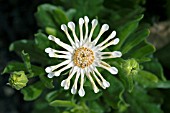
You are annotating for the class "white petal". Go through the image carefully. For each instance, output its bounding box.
[61,80,66,87]
[112,51,122,57]
[94,87,100,93]
[71,69,81,95]
[99,62,118,75]
[54,71,61,76]
[110,31,116,38]
[61,24,68,32]
[88,19,98,42]
[61,24,75,47]
[47,73,54,78]
[48,35,74,53]
[92,71,106,89]
[100,51,122,59]
[84,16,89,41]
[109,67,118,74]
[48,35,60,43]
[92,19,98,27]
[68,22,75,30]
[93,24,109,45]
[102,80,110,88]
[84,16,89,23]
[94,68,111,88]
[78,69,85,97]
[79,18,84,25]
[86,72,99,93]
[97,31,116,47]
[61,79,70,90]
[99,38,120,51]
[64,81,70,90]
[45,67,52,73]
[48,53,71,59]
[46,60,71,72]
[52,62,73,77]
[68,21,79,45]
[67,66,78,80]
[48,52,56,57]
[71,86,77,94]
[79,18,84,45]
[112,38,119,45]
[102,24,109,31]
[78,88,85,97]
[45,47,52,53]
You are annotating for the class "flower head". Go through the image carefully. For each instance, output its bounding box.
[45,16,122,97]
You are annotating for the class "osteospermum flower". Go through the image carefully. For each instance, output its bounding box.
[45,16,122,97]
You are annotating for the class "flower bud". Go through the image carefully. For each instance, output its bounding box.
[122,59,139,76]
[8,71,28,90]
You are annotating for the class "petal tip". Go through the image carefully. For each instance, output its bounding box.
[78,88,85,97]
[79,18,84,25]
[47,73,54,78]
[68,21,75,30]
[84,16,89,23]
[109,67,118,74]
[45,67,52,73]
[71,86,77,94]
[61,24,67,31]
[113,38,119,45]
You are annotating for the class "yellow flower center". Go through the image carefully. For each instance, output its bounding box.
[73,47,94,68]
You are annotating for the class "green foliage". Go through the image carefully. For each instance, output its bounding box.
[49,100,76,107]
[2,0,170,113]
[21,81,45,101]
[124,86,163,113]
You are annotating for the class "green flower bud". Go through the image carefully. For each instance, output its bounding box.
[8,71,28,90]
[122,58,139,76]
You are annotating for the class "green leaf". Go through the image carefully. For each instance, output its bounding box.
[46,91,59,102]
[142,59,166,81]
[35,32,50,50]
[131,41,155,58]
[116,15,143,50]
[103,74,126,109]
[49,100,76,107]
[9,39,52,65]
[134,70,159,88]
[35,4,69,31]
[69,0,103,20]
[81,88,102,101]
[149,81,170,88]
[124,41,155,59]
[88,101,104,113]
[21,81,44,101]
[66,9,76,20]
[39,74,54,89]
[2,61,26,74]
[121,28,150,54]
[155,43,170,69]
[32,99,56,113]
[2,61,44,77]
[35,4,57,28]
[125,86,163,113]
[21,50,33,78]
[51,7,69,24]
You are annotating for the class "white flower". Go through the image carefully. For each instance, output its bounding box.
[45,16,122,97]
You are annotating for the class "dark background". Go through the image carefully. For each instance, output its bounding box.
[0,0,169,113]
